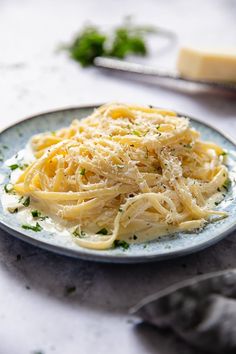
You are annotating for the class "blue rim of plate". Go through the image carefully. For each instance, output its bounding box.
[0,104,236,263]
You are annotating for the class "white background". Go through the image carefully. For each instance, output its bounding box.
[0,1,236,353]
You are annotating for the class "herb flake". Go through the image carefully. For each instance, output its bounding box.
[22,196,30,207]
[22,222,42,232]
[113,240,130,250]
[222,178,231,192]
[10,208,18,214]
[4,183,13,193]
[80,168,86,176]
[31,210,40,218]
[31,210,48,220]
[73,228,86,238]
[96,228,108,235]
[9,164,19,171]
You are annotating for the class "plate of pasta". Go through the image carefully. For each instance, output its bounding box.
[0,103,236,263]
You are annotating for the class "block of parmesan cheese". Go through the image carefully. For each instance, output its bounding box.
[177,47,236,83]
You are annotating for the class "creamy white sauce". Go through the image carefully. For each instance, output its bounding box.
[2,144,75,242]
[5,144,35,184]
[1,186,74,247]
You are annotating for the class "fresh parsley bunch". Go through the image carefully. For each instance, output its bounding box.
[66,18,156,67]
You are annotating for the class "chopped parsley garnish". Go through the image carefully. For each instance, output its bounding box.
[221,151,227,156]
[31,210,40,217]
[9,164,19,171]
[113,240,130,250]
[222,179,231,192]
[22,222,42,232]
[10,208,18,214]
[4,183,13,193]
[80,168,86,175]
[118,208,123,212]
[31,210,48,220]
[96,228,108,235]
[215,201,220,206]
[183,144,192,148]
[73,228,86,238]
[156,125,160,130]
[9,163,28,171]
[22,196,30,207]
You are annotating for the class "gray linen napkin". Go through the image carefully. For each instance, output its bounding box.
[131,269,236,353]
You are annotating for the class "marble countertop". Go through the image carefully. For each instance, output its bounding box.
[0,1,236,353]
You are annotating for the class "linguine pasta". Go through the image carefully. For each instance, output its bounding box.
[13,103,229,250]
